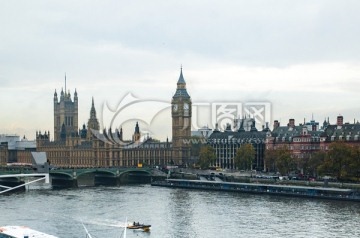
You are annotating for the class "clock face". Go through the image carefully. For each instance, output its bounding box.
[183,103,189,110]
[173,104,178,111]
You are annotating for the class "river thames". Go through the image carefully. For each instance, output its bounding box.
[1,185,360,238]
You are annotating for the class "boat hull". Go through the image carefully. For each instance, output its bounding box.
[127,224,151,232]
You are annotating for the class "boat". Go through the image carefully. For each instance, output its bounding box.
[0,224,127,238]
[0,226,58,238]
[127,222,151,232]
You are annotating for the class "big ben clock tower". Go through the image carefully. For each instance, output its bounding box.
[172,67,192,165]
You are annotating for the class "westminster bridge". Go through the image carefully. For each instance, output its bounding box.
[0,167,166,189]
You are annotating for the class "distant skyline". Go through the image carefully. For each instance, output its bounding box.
[1,1,360,140]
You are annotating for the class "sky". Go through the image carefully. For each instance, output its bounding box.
[1,0,360,141]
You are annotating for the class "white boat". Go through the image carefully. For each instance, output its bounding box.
[0,226,58,238]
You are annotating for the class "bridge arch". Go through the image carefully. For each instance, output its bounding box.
[119,169,152,184]
[49,167,155,187]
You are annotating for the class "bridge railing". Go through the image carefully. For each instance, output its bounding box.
[0,173,50,194]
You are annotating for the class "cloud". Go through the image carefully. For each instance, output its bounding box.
[1,1,360,139]
[2,1,360,68]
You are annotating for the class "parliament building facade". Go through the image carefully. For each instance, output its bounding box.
[31,69,191,168]
[12,69,360,171]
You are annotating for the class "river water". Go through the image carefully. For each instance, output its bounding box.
[1,185,360,238]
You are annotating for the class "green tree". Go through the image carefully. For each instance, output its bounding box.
[264,149,277,172]
[319,142,353,180]
[306,151,326,178]
[235,144,256,170]
[350,146,360,180]
[197,145,216,169]
[274,146,293,175]
[293,154,310,175]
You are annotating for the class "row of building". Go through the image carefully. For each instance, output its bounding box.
[1,70,360,171]
[0,134,36,166]
[208,115,360,170]
[1,69,191,168]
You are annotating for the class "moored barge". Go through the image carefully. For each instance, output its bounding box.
[151,179,360,202]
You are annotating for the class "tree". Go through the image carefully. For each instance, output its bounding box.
[319,142,353,180]
[235,144,255,170]
[197,146,216,169]
[264,149,277,172]
[305,151,326,178]
[350,146,360,180]
[294,155,308,175]
[274,146,293,175]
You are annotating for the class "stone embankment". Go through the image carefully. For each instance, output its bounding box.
[169,168,360,191]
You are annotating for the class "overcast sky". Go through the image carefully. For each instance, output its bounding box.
[1,0,360,141]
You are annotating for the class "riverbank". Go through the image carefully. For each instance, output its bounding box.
[152,179,360,202]
[167,168,360,191]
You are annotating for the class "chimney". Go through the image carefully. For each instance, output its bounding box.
[337,115,343,127]
[312,125,317,131]
[288,119,295,128]
[273,120,280,130]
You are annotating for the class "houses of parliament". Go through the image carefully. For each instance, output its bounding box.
[34,69,192,168]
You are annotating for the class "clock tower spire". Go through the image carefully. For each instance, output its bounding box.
[171,67,192,165]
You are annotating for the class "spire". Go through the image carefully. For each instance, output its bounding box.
[54,89,58,102]
[225,123,232,132]
[65,73,67,94]
[135,121,140,134]
[90,97,96,118]
[238,119,245,132]
[250,120,258,132]
[133,122,140,142]
[213,123,220,133]
[173,67,190,99]
[86,97,100,139]
[119,127,123,140]
[177,65,186,85]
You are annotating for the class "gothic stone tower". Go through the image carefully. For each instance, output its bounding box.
[53,77,78,141]
[132,122,141,142]
[171,68,192,165]
[87,97,100,140]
